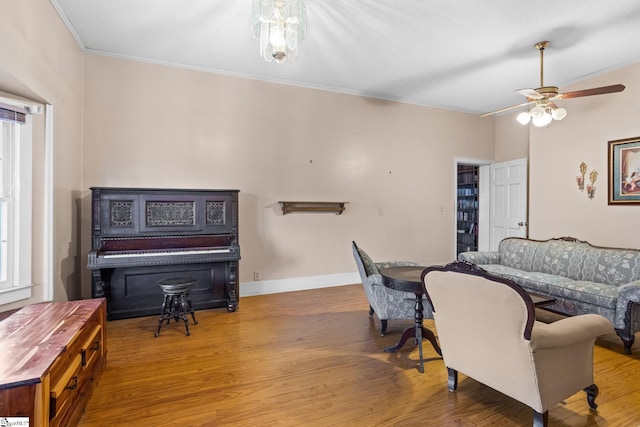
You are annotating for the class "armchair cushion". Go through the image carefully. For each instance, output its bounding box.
[356,246,378,276]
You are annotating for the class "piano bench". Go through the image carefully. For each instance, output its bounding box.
[154,277,198,337]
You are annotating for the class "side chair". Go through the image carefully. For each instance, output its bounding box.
[352,241,432,335]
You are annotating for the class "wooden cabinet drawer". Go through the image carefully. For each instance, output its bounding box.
[50,353,82,422]
[81,324,103,370]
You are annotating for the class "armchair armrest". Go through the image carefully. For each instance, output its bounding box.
[531,314,613,350]
[374,260,419,271]
[457,251,500,264]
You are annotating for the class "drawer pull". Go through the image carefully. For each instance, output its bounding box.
[66,376,79,391]
[90,341,100,351]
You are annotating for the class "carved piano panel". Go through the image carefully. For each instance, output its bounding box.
[87,187,240,320]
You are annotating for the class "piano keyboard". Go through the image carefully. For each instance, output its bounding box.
[103,247,233,259]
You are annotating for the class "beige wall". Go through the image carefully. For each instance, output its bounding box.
[0,0,84,310]
[494,111,529,162]
[80,54,495,294]
[529,63,640,248]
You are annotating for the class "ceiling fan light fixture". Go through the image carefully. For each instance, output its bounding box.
[516,111,531,125]
[552,107,568,121]
[529,105,546,118]
[252,0,306,64]
[532,111,552,127]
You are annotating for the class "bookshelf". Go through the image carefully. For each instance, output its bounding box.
[456,164,479,255]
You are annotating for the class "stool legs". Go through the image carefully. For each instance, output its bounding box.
[155,292,196,337]
[186,293,198,325]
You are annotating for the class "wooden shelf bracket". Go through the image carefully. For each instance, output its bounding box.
[279,201,348,215]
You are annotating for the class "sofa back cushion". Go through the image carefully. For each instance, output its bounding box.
[498,237,640,285]
[582,246,640,286]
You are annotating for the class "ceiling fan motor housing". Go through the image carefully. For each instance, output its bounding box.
[535,86,559,98]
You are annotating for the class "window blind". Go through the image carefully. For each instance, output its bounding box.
[0,102,27,124]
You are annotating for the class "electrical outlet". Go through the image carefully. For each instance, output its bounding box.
[253,271,261,281]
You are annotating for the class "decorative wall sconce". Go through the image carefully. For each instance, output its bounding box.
[577,162,587,191]
[576,163,597,199]
[587,170,598,199]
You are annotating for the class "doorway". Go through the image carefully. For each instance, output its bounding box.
[456,164,479,255]
[455,158,528,255]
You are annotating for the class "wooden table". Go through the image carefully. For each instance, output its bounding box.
[379,266,442,373]
[529,292,557,308]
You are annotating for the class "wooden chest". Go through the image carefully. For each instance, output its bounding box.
[0,299,107,427]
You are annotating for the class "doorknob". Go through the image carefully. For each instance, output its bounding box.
[518,221,528,226]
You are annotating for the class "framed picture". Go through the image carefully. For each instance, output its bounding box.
[608,136,640,205]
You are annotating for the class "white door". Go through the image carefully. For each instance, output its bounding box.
[489,158,528,251]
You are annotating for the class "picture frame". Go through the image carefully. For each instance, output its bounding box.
[608,136,640,205]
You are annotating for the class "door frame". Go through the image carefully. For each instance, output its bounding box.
[454,157,492,257]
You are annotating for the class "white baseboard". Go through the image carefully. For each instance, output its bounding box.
[240,272,360,297]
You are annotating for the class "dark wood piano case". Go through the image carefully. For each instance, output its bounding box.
[87,187,240,320]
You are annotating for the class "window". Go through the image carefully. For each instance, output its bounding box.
[0,104,32,304]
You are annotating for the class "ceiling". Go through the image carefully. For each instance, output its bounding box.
[50,0,640,115]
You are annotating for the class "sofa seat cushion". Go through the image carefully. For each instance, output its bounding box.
[479,264,574,294]
[480,264,618,310]
[547,281,619,309]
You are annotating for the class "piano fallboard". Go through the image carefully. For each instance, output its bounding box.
[98,234,234,251]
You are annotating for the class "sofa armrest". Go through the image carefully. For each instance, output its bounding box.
[457,251,499,265]
[614,280,640,329]
[531,314,613,350]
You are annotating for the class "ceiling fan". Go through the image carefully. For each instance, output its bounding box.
[482,41,625,126]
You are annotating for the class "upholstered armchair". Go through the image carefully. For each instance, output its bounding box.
[352,241,432,335]
[422,261,613,427]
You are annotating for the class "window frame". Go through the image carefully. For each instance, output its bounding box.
[0,108,33,304]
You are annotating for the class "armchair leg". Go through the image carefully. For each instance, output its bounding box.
[447,367,458,391]
[584,384,599,410]
[380,319,388,336]
[533,410,548,427]
[369,305,374,316]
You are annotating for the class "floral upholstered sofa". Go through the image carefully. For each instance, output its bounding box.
[458,237,640,354]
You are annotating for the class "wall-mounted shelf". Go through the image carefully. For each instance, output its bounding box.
[279,201,348,215]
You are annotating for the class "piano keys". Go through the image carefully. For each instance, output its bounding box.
[87,187,240,320]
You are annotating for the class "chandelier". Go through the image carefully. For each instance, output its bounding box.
[516,100,567,127]
[252,0,306,64]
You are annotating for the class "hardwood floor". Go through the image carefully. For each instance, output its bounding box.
[79,284,640,427]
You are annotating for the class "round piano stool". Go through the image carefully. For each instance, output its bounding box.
[155,277,198,337]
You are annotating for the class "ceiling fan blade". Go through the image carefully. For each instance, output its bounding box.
[556,84,625,99]
[480,101,532,117]
[516,88,544,100]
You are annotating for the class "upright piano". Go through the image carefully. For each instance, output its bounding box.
[87,187,240,320]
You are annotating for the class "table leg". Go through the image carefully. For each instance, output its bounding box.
[383,327,415,353]
[422,326,442,356]
[383,293,441,372]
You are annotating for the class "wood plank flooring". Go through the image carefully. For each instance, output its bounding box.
[79,284,640,426]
